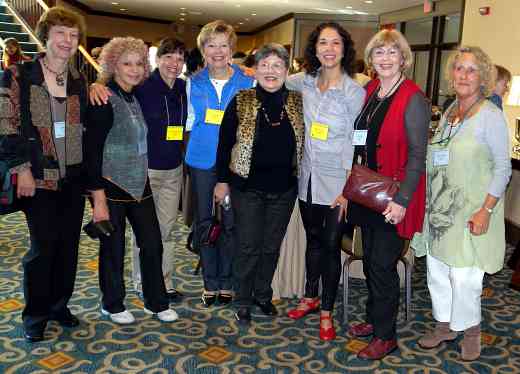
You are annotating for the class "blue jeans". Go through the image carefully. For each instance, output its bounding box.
[190,166,234,292]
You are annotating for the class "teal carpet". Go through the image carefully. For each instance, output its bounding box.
[0,210,519,373]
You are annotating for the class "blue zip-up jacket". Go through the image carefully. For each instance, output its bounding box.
[185,64,254,170]
[135,69,187,170]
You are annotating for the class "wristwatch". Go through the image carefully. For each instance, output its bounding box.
[483,207,493,214]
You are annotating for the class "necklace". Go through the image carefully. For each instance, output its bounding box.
[42,58,67,86]
[365,73,403,124]
[260,105,285,127]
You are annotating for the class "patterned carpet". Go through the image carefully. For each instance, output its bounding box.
[0,209,519,373]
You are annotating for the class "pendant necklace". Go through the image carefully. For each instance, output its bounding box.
[42,58,67,86]
[260,105,285,127]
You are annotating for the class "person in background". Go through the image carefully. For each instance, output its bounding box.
[413,46,511,361]
[215,43,304,325]
[85,36,178,325]
[353,58,371,87]
[185,20,254,308]
[183,48,204,79]
[90,46,102,62]
[232,51,246,66]
[1,37,31,70]
[285,22,364,341]
[289,56,304,74]
[345,29,429,360]
[89,37,188,302]
[488,64,511,110]
[0,7,88,342]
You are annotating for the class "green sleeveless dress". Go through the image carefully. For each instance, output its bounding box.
[412,102,505,274]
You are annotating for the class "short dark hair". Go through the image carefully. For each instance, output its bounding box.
[35,6,86,46]
[354,59,366,74]
[186,48,204,76]
[233,51,246,59]
[495,64,512,83]
[157,37,187,59]
[304,22,356,77]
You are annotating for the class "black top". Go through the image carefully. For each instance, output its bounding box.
[216,85,297,193]
[347,89,429,229]
[85,80,151,201]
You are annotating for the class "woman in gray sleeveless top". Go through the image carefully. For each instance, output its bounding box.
[84,37,177,325]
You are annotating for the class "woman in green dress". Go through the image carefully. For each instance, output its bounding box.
[412,46,511,361]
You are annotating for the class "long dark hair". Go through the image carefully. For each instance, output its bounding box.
[304,22,356,77]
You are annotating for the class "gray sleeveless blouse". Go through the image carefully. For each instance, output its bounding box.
[102,92,148,200]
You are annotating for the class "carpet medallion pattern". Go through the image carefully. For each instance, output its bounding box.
[0,211,519,373]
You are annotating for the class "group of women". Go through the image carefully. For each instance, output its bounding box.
[0,5,511,363]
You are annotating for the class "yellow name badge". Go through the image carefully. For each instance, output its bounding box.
[311,122,329,141]
[205,109,225,125]
[166,125,183,141]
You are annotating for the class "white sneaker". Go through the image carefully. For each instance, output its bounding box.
[101,309,135,324]
[144,307,179,322]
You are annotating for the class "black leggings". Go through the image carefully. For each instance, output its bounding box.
[299,199,344,311]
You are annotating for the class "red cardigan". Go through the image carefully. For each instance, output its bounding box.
[364,78,426,239]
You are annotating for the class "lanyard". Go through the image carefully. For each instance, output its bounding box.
[164,93,184,125]
[430,97,482,147]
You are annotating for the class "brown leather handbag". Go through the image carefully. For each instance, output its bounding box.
[343,164,399,213]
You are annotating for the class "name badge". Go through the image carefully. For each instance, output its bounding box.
[54,121,65,139]
[205,109,225,125]
[432,149,449,166]
[311,122,329,141]
[166,125,183,141]
[138,140,147,156]
[352,130,368,146]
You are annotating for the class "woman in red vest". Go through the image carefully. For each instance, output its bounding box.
[343,29,430,360]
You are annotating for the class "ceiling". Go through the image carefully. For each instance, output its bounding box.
[76,0,424,32]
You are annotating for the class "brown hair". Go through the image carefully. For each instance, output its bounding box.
[35,6,86,46]
[495,65,512,84]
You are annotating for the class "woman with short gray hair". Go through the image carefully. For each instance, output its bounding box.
[214,43,305,325]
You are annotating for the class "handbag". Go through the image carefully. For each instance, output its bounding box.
[203,201,222,246]
[343,164,399,213]
[0,138,21,215]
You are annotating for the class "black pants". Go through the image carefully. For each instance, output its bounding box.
[299,199,344,311]
[361,225,404,340]
[99,197,169,313]
[232,186,296,308]
[22,181,85,333]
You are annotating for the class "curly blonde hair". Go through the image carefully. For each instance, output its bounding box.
[197,20,236,52]
[445,46,496,97]
[98,37,150,84]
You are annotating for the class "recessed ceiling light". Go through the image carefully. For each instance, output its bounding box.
[235,4,241,7]
[180,12,186,16]
[364,0,373,3]
[346,5,353,8]
[120,8,127,11]
[180,7,186,10]
[239,22,243,25]
[111,2,119,5]
[251,13,257,16]
[180,18,185,21]
[245,18,249,21]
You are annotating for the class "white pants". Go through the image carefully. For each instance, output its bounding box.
[132,166,183,292]
[426,254,485,332]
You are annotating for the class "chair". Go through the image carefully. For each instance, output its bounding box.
[341,226,412,325]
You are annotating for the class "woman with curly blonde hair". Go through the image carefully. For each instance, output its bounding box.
[85,37,178,325]
[412,46,511,360]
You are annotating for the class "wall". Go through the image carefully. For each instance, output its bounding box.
[380,0,464,24]
[236,18,295,53]
[461,0,520,226]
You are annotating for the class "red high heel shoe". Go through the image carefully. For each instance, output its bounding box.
[287,298,320,320]
[319,314,336,341]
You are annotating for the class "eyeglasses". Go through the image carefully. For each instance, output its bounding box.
[372,47,401,59]
[256,62,286,73]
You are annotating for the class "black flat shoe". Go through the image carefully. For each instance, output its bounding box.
[255,300,278,316]
[24,331,44,343]
[51,311,80,328]
[235,307,251,325]
[167,289,184,302]
[218,293,233,305]
[201,293,217,308]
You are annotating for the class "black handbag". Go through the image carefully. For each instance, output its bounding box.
[203,201,222,246]
[0,138,21,215]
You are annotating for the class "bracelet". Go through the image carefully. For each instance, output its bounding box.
[483,207,493,214]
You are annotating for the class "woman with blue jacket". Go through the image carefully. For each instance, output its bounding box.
[185,20,254,307]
